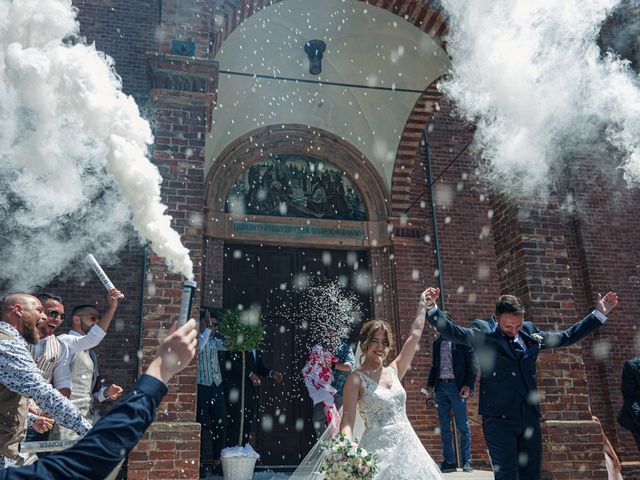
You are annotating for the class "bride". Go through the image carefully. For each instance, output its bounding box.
[338,288,443,479]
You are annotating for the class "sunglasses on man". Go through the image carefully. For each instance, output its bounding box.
[48,310,67,321]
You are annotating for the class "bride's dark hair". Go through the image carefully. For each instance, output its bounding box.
[358,319,394,362]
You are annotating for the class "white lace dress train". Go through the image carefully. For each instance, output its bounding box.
[355,368,443,480]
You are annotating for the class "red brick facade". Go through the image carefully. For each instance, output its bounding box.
[37,1,639,478]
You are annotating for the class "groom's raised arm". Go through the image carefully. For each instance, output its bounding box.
[423,287,482,348]
[536,291,618,349]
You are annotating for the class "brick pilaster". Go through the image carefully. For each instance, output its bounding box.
[127,53,218,480]
[491,197,608,478]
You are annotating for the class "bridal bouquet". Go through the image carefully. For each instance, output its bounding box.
[321,433,377,480]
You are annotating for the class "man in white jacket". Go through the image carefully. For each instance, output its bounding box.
[49,288,124,440]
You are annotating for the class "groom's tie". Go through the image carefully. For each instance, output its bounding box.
[508,336,524,359]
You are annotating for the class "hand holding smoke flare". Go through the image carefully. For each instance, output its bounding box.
[178,280,196,326]
[86,254,125,299]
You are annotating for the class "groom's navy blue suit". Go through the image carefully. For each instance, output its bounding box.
[426,308,606,480]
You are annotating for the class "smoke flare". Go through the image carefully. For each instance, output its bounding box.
[0,0,193,291]
[440,0,640,197]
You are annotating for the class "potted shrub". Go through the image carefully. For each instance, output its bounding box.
[218,308,265,480]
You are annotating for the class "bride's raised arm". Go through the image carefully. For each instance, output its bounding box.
[339,372,362,441]
[391,287,438,380]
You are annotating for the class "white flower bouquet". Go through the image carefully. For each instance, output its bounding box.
[321,433,377,480]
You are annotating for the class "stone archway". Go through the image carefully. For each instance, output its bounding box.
[205,124,390,224]
[210,0,449,56]
[201,124,393,467]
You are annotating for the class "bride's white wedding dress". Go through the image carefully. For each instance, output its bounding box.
[354,367,443,480]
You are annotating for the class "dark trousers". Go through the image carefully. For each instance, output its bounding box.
[631,429,640,452]
[225,383,258,447]
[482,402,542,480]
[197,383,227,466]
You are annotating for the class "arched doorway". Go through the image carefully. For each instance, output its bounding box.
[203,125,390,467]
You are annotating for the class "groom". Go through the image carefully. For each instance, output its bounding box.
[423,287,618,480]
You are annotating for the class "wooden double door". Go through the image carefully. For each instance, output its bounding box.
[223,243,372,468]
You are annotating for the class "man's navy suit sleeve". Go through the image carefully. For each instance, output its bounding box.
[426,309,485,348]
[1,375,168,480]
[463,346,479,390]
[534,313,603,349]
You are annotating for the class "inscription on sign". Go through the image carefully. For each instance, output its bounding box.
[233,222,365,240]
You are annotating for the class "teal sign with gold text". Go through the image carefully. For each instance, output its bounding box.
[233,221,365,240]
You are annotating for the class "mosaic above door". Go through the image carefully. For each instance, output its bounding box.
[226,154,367,221]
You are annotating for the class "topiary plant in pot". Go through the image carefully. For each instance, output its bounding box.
[218,308,265,446]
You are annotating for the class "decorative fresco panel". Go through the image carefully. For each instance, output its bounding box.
[226,154,367,221]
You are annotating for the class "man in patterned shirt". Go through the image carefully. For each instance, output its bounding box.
[0,294,91,468]
[426,334,478,473]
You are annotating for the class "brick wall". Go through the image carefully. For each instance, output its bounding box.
[75,0,159,101]
[127,52,216,478]
[565,157,640,475]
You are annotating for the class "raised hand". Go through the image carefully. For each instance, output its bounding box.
[596,291,619,315]
[145,319,198,384]
[421,287,440,309]
[108,288,125,306]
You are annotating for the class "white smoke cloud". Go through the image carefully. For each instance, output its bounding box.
[0,0,193,292]
[439,0,640,197]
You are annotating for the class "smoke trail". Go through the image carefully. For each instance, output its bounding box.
[439,0,640,198]
[0,0,193,292]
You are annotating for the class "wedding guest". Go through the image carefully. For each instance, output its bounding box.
[25,293,72,445]
[222,347,283,446]
[426,333,478,473]
[0,294,91,468]
[311,328,355,437]
[0,319,198,480]
[50,289,124,441]
[617,357,640,452]
[197,308,227,477]
[425,286,618,480]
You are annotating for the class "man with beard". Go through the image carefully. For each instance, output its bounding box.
[24,293,73,445]
[32,293,72,397]
[50,290,124,441]
[0,294,91,468]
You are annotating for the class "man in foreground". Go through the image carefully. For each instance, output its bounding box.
[1,318,198,480]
